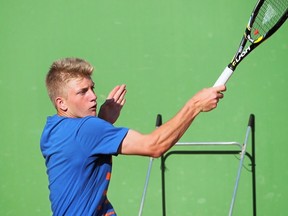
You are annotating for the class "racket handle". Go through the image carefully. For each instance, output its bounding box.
[213,66,234,87]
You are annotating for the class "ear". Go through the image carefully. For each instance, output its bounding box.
[55,97,68,111]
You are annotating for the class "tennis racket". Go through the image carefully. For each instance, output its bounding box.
[214,0,288,87]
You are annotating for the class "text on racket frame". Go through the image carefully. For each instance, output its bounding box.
[232,46,251,67]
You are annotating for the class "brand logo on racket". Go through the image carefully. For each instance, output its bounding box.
[232,46,251,66]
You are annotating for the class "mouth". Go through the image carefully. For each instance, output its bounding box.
[90,104,97,111]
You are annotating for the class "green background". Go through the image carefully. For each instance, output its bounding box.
[1,0,287,215]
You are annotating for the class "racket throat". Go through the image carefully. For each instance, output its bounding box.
[232,46,252,68]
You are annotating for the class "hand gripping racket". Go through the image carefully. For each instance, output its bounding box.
[214,0,288,87]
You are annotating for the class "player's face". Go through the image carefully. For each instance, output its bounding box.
[63,77,97,118]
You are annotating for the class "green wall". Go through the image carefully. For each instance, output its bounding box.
[1,0,287,215]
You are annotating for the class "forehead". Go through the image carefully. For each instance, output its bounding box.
[66,77,94,89]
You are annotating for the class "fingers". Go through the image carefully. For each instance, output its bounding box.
[107,84,127,105]
[211,85,226,102]
[217,92,224,99]
[107,85,124,99]
[196,85,226,112]
[213,87,225,104]
[214,85,226,93]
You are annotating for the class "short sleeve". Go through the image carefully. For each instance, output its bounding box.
[76,116,129,156]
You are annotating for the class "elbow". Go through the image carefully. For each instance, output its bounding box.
[146,137,173,158]
[149,151,163,158]
[144,139,164,158]
[144,133,174,158]
[148,146,166,158]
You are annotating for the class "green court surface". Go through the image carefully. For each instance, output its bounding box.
[1,0,287,215]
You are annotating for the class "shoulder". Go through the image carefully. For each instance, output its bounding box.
[80,116,112,127]
[76,116,118,136]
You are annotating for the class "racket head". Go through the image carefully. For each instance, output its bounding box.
[247,0,288,43]
[230,0,288,70]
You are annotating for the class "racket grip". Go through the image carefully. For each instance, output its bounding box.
[213,66,234,87]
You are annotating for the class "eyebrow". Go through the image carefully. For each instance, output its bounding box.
[76,82,95,94]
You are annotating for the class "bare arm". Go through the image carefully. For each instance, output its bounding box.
[119,85,226,158]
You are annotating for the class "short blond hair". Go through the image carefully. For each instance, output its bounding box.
[46,58,94,106]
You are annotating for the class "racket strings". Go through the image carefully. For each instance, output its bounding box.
[250,0,287,41]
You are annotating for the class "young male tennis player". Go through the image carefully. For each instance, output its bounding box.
[40,57,226,215]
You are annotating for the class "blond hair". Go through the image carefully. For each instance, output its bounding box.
[46,58,94,107]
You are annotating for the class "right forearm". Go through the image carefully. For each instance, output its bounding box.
[144,86,225,157]
[147,99,201,157]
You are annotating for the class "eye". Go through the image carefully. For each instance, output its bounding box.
[77,88,88,95]
[79,90,86,95]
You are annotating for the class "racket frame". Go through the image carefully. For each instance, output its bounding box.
[214,0,288,86]
[231,0,288,71]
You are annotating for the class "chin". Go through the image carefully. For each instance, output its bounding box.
[81,111,96,118]
[90,111,97,116]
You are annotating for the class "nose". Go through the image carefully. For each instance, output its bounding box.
[89,89,97,101]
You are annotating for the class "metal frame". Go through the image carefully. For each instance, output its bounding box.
[160,114,256,216]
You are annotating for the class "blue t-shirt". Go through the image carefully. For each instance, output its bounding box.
[40,115,129,216]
